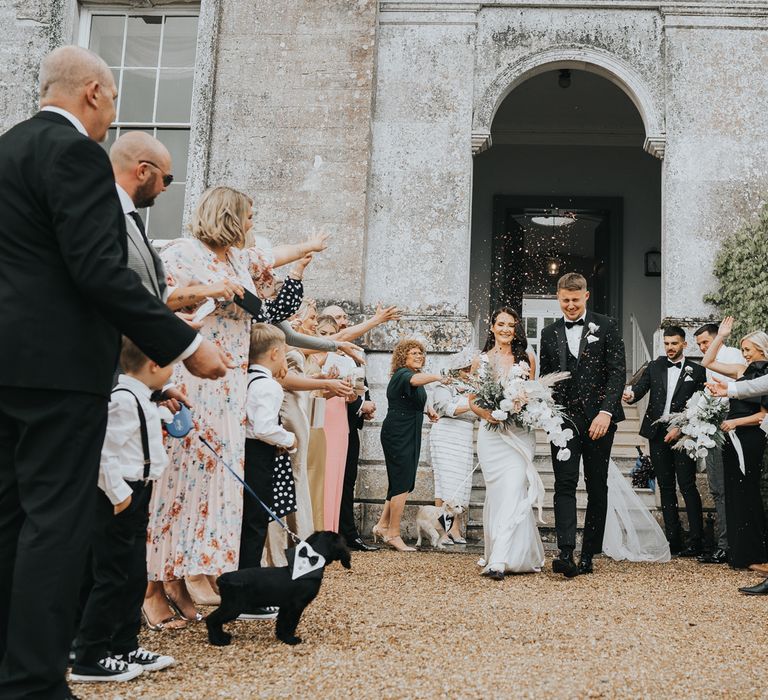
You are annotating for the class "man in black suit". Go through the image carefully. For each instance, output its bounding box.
[539,273,626,577]
[321,305,379,551]
[0,46,230,700]
[623,326,706,556]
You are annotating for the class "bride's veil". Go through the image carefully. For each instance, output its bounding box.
[602,459,671,563]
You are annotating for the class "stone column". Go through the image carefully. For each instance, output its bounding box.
[362,4,478,356]
[662,8,768,327]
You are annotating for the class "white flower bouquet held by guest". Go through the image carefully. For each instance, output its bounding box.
[657,390,729,461]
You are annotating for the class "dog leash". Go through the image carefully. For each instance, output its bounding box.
[199,436,301,545]
[448,461,481,504]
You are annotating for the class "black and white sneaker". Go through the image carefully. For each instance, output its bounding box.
[238,606,279,620]
[116,647,176,672]
[69,655,143,683]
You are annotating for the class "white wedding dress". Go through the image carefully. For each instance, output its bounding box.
[475,357,669,572]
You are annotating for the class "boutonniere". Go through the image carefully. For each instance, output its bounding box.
[587,322,600,334]
[683,365,694,381]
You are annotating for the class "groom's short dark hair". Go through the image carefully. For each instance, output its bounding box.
[694,323,719,338]
[557,273,587,291]
[663,325,686,340]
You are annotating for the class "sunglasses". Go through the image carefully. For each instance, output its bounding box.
[139,160,174,187]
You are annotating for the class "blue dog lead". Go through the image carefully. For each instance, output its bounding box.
[198,436,300,545]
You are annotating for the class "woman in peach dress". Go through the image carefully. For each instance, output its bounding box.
[142,186,325,626]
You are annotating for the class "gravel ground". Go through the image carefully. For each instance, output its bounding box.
[74,551,768,699]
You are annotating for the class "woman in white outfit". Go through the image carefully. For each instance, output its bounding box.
[429,347,479,543]
[469,307,546,580]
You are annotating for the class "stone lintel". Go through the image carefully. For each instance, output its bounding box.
[363,315,475,353]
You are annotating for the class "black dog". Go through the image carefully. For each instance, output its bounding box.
[206,531,351,646]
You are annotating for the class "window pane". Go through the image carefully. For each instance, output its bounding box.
[162,16,198,68]
[156,69,193,122]
[124,15,162,67]
[157,129,190,181]
[100,127,119,154]
[89,15,124,66]
[147,183,185,239]
[119,69,156,122]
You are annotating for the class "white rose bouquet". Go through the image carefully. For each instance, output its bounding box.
[469,357,574,460]
[657,390,729,460]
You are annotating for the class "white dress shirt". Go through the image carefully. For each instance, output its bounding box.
[246,364,295,448]
[41,106,88,136]
[564,313,587,358]
[99,375,171,505]
[663,359,683,417]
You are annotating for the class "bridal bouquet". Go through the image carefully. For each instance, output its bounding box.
[469,356,574,461]
[657,390,729,461]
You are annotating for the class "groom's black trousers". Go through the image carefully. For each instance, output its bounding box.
[551,409,616,556]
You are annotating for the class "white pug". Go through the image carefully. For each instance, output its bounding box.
[414,501,466,550]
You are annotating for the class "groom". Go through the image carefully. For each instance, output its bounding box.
[539,273,626,577]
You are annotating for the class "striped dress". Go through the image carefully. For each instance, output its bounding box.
[429,384,477,506]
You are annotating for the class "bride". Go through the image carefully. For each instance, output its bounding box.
[469,307,670,581]
[469,307,546,580]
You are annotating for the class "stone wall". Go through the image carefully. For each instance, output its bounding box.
[203,0,378,307]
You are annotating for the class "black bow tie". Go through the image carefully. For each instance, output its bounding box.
[565,319,585,329]
[666,360,682,369]
[298,545,319,566]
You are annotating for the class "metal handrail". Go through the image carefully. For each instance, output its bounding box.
[629,314,651,374]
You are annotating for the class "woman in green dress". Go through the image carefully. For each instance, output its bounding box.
[373,339,441,551]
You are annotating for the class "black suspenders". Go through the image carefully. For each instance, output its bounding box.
[112,387,151,480]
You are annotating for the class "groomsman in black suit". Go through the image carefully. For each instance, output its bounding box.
[623,326,706,555]
[321,305,379,551]
[0,46,229,700]
[539,273,626,577]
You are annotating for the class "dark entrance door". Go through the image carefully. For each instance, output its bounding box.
[490,195,623,319]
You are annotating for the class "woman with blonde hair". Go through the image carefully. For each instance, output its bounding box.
[702,316,768,570]
[142,186,325,627]
[373,339,441,551]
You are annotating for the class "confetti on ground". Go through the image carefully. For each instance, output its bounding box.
[75,551,768,699]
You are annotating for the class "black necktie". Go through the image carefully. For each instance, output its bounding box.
[666,360,682,369]
[129,211,148,243]
[565,318,585,330]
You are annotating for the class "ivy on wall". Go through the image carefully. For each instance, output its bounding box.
[704,202,768,340]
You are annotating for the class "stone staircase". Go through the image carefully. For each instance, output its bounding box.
[355,403,656,544]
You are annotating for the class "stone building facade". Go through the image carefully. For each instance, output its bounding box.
[3,0,767,531]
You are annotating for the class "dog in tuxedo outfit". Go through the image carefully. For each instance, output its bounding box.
[414,501,466,549]
[206,531,351,646]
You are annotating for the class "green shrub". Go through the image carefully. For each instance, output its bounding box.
[704,202,768,340]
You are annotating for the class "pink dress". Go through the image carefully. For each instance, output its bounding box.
[146,238,301,580]
[322,396,349,532]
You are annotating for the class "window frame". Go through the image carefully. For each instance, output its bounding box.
[77,4,201,239]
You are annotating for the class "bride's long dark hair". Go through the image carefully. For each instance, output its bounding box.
[482,306,528,360]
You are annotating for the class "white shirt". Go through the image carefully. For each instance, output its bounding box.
[99,375,171,505]
[41,106,88,136]
[564,313,587,358]
[246,364,295,448]
[663,360,684,417]
[706,344,745,384]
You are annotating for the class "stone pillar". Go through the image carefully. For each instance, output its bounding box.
[662,8,768,326]
[203,0,378,305]
[362,4,478,354]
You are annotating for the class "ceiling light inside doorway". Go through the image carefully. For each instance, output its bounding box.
[546,257,561,276]
[531,216,575,227]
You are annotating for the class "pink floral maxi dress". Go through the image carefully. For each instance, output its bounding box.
[146,238,302,580]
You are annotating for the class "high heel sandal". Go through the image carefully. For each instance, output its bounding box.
[372,524,388,543]
[141,606,187,632]
[165,596,204,623]
[383,534,416,552]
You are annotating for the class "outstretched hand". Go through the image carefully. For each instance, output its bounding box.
[718,316,734,338]
[707,379,729,397]
[304,232,329,254]
[374,303,401,324]
[183,339,234,379]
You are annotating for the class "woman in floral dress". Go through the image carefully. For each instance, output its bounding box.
[143,186,324,626]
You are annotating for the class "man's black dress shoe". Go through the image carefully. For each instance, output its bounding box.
[669,542,683,556]
[577,554,593,575]
[552,552,579,578]
[678,544,703,558]
[739,578,768,595]
[347,537,379,552]
[698,548,728,564]
[482,569,504,581]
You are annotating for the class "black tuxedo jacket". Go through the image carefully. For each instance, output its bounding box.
[0,111,196,397]
[346,380,371,431]
[539,310,626,423]
[629,356,707,440]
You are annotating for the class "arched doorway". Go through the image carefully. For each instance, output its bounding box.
[470,67,662,362]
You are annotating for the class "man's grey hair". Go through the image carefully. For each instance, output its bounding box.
[39,45,112,100]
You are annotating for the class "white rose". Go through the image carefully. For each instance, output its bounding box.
[499,399,514,412]
[491,410,509,421]
[556,448,571,461]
